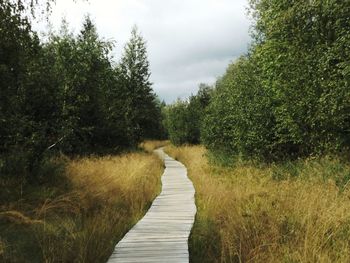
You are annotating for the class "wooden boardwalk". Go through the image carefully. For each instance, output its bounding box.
[107,148,196,263]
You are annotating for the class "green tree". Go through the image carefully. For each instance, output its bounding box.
[249,0,350,156]
[165,84,212,145]
[45,16,134,154]
[202,56,275,159]
[118,26,160,143]
[0,1,62,178]
[164,100,191,145]
[202,0,350,161]
[73,16,115,153]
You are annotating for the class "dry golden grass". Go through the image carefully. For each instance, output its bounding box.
[0,152,163,263]
[139,140,170,153]
[165,145,350,263]
[0,211,43,225]
[68,153,162,213]
[0,239,5,256]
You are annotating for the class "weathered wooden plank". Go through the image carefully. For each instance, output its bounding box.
[106,148,196,263]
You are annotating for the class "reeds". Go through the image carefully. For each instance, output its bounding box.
[139,140,170,153]
[0,151,163,262]
[165,145,350,263]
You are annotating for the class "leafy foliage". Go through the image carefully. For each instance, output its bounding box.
[0,4,163,180]
[202,0,350,161]
[164,84,212,145]
[202,57,275,159]
[165,0,350,161]
[118,26,165,143]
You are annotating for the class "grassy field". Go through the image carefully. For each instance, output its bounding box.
[139,140,170,153]
[0,144,164,263]
[165,145,350,263]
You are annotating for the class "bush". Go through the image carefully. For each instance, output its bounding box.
[202,0,350,161]
[165,84,212,145]
[202,57,276,160]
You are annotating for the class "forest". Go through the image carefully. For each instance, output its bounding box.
[1,0,350,262]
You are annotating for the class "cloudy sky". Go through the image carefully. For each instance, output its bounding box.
[34,0,252,103]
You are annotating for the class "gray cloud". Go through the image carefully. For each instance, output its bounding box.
[34,0,252,103]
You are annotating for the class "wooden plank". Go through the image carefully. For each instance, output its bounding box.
[107,148,196,263]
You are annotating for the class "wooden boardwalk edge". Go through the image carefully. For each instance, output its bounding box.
[107,147,196,263]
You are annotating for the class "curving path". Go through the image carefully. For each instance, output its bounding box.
[107,148,196,263]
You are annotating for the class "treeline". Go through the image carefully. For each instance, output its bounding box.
[0,1,164,180]
[165,0,350,161]
[164,84,211,145]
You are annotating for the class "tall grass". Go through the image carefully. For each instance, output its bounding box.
[165,145,350,263]
[139,140,170,153]
[0,152,163,263]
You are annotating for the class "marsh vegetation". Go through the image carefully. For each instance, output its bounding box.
[1,0,350,262]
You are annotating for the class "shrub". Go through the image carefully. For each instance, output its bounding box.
[165,84,212,145]
[202,0,350,160]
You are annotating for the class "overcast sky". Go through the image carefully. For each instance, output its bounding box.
[34,0,252,103]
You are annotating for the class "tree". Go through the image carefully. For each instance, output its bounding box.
[118,26,160,143]
[201,0,350,161]
[45,16,133,154]
[0,1,54,178]
[2,0,86,19]
[73,16,115,153]
[201,56,275,159]
[164,84,212,145]
[249,0,350,156]
[0,6,165,181]
[164,100,191,145]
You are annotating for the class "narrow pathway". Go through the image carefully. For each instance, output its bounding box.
[107,148,196,263]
